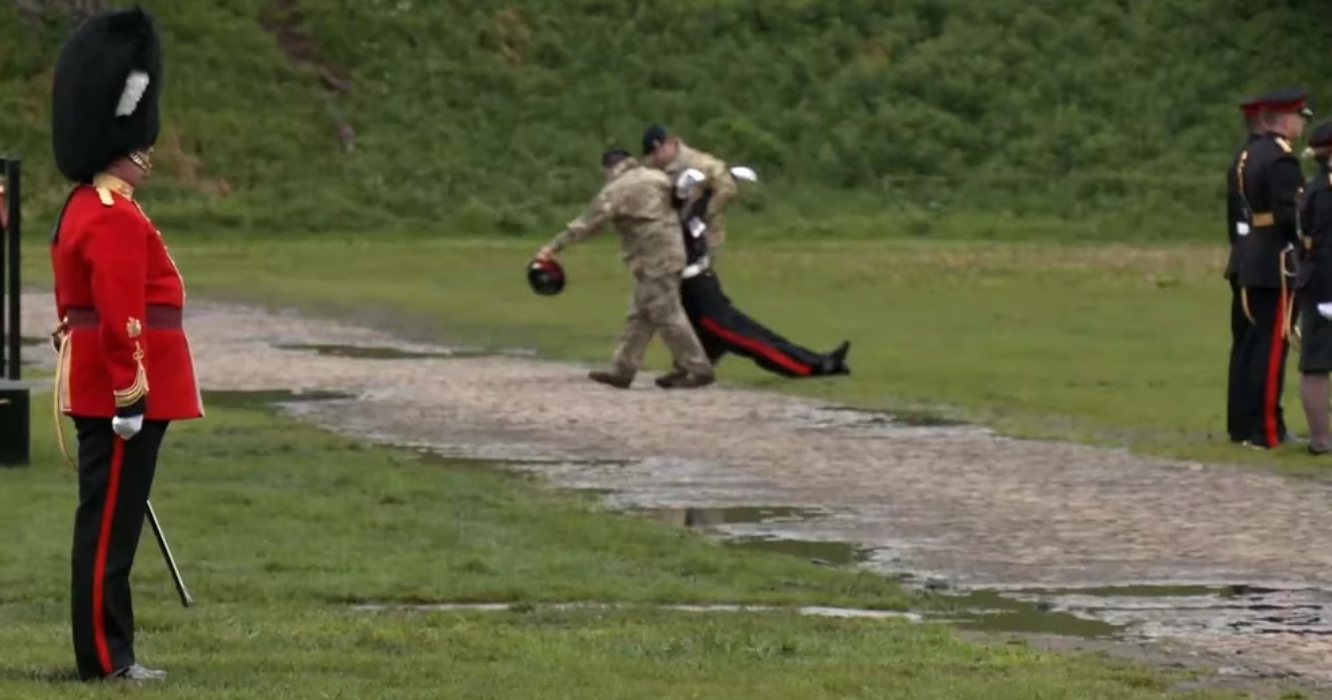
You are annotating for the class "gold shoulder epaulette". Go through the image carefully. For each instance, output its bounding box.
[1276,137,1293,153]
[96,187,114,206]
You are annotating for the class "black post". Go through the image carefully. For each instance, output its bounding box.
[5,158,19,381]
[0,156,30,467]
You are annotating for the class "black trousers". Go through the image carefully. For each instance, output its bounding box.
[1226,279,1250,441]
[1232,286,1290,447]
[679,271,827,377]
[71,417,169,681]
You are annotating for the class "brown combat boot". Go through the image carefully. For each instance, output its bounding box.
[654,367,687,388]
[658,371,715,389]
[588,370,633,389]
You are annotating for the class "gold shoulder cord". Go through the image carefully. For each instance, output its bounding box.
[1237,151,1256,324]
[51,330,74,468]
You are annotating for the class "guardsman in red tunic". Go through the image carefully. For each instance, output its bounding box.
[48,6,203,682]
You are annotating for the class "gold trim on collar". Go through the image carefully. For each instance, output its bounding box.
[92,173,134,203]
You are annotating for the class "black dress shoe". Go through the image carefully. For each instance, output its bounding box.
[821,340,851,375]
[107,664,166,681]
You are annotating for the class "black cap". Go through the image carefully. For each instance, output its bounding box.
[641,124,668,155]
[1245,88,1313,118]
[601,148,631,168]
[51,5,163,183]
[1310,120,1332,149]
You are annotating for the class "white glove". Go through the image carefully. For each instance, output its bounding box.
[729,166,758,182]
[112,414,144,440]
[687,218,707,238]
[675,168,706,200]
[1318,302,1332,321]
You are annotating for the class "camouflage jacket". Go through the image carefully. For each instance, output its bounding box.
[660,140,737,222]
[548,158,687,279]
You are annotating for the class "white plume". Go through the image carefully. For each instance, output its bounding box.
[115,71,150,118]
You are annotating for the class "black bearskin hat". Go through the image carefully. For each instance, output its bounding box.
[51,5,163,183]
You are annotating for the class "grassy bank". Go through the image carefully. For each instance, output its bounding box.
[0,395,1272,698]
[22,233,1320,473]
[3,1,1332,234]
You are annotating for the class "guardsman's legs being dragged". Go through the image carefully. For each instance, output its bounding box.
[592,276,713,389]
[1234,287,1291,448]
[1299,300,1332,454]
[1227,279,1252,442]
[71,418,169,681]
[673,272,850,382]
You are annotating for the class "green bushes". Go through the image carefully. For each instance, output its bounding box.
[1,0,1330,237]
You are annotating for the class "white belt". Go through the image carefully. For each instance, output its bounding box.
[682,256,710,279]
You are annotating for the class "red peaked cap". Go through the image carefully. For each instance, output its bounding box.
[1240,88,1313,118]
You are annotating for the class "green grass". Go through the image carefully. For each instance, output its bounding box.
[0,395,1265,698]
[2,0,1332,235]
[22,233,1319,472]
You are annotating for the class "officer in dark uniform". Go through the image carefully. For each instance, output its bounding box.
[1225,95,1268,442]
[1229,88,1312,448]
[1294,120,1332,453]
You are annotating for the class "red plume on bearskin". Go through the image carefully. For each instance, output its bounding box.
[51,5,163,183]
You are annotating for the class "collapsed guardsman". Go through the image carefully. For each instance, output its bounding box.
[535,149,715,389]
[661,166,851,381]
[1295,120,1332,454]
[1228,88,1311,449]
[49,6,203,681]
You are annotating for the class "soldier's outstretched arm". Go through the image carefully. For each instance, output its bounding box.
[1272,154,1306,247]
[548,190,615,253]
[81,206,150,417]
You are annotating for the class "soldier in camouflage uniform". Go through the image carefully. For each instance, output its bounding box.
[536,149,715,389]
[642,125,737,252]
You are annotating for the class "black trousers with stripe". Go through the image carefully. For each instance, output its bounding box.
[1226,279,1250,441]
[71,417,169,681]
[1232,286,1290,447]
[679,271,827,377]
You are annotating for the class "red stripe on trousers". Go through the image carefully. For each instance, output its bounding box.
[1263,291,1287,447]
[93,438,126,675]
[700,317,812,376]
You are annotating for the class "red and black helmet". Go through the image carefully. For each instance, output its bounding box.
[527,259,566,296]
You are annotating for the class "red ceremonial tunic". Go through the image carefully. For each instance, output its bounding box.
[52,173,203,421]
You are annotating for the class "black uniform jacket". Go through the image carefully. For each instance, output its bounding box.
[1297,164,1332,300]
[1230,132,1305,289]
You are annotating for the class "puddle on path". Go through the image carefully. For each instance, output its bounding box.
[628,505,870,566]
[614,498,1332,643]
[348,601,921,621]
[788,405,988,437]
[920,588,1123,638]
[202,388,357,410]
[273,343,537,360]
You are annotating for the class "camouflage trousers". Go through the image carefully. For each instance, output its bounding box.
[704,217,726,253]
[611,274,712,377]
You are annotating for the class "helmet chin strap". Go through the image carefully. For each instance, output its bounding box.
[128,148,153,173]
